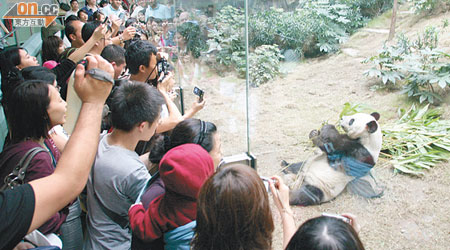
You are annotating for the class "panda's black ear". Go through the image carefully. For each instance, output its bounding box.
[366,121,378,133]
[371,112,380,121]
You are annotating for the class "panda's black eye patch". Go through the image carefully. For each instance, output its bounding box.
[349,118,355,126]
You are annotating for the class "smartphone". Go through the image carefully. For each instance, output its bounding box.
[193,86,204,102]
[322,213,351,224]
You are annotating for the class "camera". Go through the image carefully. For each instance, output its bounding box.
[322,213,351,224]
[157,57,170,82]
[260,176,271,193]
[132,23,146,39]
[193,86,204,102]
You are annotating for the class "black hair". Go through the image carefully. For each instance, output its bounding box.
[92,10,104,21]
[77,9,88,18]
[125,18,137,28]
[21,66,57,83]
[110,81,164,132]
[81,20,102,42]
[8,80,51,143]
[42,36,63,62]
[286,216,365,250]
[70,0,78,4]
[0,47,24,104]
[99,0,110,8]
[149,118,217,164]
[124,40,157,75]
[65,19,80,42]
[64,15,79,26]
[101,44,126,65]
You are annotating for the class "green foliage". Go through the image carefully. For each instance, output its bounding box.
[205,1,394,86]
[382,105,450,176]
[338,0,393,18]
[249,1,364,57]
[410,0,440,13]
[363,26,450,104]
[207,6,245,67]
[232,45,284,86]
[177,22,207,58]
[339,102,377,119]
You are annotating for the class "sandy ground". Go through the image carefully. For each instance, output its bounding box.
[178,7,450,250]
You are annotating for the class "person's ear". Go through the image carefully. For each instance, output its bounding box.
[139,64,147,74]
[138,121,147,132]
[69,34,76,42]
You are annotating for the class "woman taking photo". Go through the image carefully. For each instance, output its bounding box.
[192,164,297,250]
[0,80,81,249]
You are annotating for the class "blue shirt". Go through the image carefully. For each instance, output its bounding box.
[102,5,125,20]
[81,5,98,18]
[145,4,170,22]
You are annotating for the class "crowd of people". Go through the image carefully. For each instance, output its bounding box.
[0,0,366,249]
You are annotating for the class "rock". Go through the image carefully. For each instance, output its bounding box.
[342,48,360,57]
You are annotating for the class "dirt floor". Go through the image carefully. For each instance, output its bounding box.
[179,6,450,250]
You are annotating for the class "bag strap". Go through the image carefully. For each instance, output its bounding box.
[91,164,130,229]
[1,147,46,191]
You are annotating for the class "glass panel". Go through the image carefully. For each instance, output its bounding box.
[160,0,248,157]
[247,0,305,175]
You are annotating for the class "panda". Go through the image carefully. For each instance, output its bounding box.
[286,112,384,206]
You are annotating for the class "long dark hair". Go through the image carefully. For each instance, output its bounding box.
[0,47,23,97]
[8,80,51,143]
[285,216,365,250]
[192,164,274,250]
[42,36,63,62]
[148,118,217,164]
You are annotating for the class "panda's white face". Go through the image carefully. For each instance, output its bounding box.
[340,113,378,139]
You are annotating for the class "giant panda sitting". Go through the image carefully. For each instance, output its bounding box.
[287,112,384,206]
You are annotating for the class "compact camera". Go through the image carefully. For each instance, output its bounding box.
[157,57,170,82]
[193,86,204,102]
[322,213,351,224]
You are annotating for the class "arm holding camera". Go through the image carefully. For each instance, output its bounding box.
[111,26,136,46]
[67,24,108,63]
[341,213,361,234]
[269,176,297,249]
[182,98,205,120]
[155,72,183,133]
[110,16,122,37]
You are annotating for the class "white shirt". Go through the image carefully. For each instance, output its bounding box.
[65,10,78,19]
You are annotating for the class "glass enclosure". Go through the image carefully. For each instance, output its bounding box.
[168,0,310,174]
[170,0,249,160]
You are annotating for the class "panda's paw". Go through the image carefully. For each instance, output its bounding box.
[309,129,319,139]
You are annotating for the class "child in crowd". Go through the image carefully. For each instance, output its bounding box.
[129,143,215,249]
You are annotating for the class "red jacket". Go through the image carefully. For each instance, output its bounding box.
[129,143,214,241]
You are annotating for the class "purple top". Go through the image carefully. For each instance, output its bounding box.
[141,177,165,210]
[0,139,68,234]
